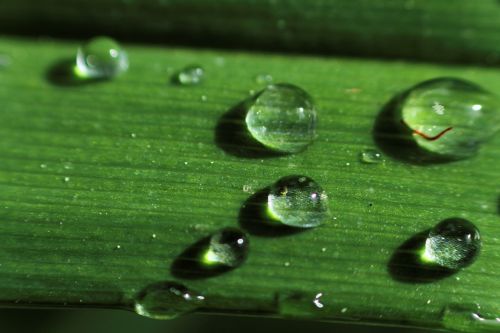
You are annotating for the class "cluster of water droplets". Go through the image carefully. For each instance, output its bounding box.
[64,36,499,328]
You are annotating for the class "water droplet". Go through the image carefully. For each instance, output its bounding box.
[398,78,500,160]
[76,36,128,79]
[442,303,500,332]
[202,227,249,267]
[255,74,273,85]
[63,177,70,183]
[245,84,317,153]
[174,65,204,85]
[359,149,384,164]
[40,163,47,169]
[134,281,205,320]
[200,95,207,102]
[267,175,328,228]
[130,133,137,138]
[423,218,481,269]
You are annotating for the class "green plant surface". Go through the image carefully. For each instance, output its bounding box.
[0,37,499,332]
[1,0,500,64]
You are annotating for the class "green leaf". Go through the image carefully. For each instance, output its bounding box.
[0,37,499,332]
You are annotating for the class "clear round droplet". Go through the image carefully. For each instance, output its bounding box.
[423,218,481,269]
[175,65,204,85]
[399,78,500,160]
[76,36,129,79]
[255,74,273,85]
[359,148,384,164]
[268,175,328,228]
[203,227,249,267]
[245,84,317,153]
[134,281,205,320]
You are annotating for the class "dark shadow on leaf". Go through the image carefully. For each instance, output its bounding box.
[373,87,454,165]
[215,99,287,159]
[46,59,106,86]
[170,236,233,280]
[238,186,306,237]
[388,229,456,283]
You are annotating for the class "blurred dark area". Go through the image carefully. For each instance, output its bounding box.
[0,309,437,333]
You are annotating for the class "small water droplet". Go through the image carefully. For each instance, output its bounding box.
[200,95,208,102]
[255,74,273,85]
[130,133,137,138]
[422,218,481,269]
[76,36,128,79]
[442,303,500,332]
[40,163,47,169]
[115,244,121,249]
[63,177,70,183]
[202,228,249,268]
[174,65,204,85]
[267,175,328,228]
[245,84,317,153]
[398,78,500,160]
[134,281,205,320]
[359,149,384,164]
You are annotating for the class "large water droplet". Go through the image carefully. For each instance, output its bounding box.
[76,36,129,79]
[398,78,500,160]
[202,227,249,267]
[423,218,481,269]
[174,65,204,85]
[134,281,204,320]
[267,175,328,228]
[245,84,317,153]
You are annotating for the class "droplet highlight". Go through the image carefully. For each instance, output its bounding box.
[76,36,129,79]
[359,148,384,164]
[174,65,204,85]
[245,84,317,153]
[423,218,481,269]
[202,227,249,268]
[134,281,205,320]
[398,78,500,160]
[267,175,328,228]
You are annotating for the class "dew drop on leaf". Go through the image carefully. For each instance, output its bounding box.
[134,281,205,320]
[422,218,481,269]
[76,36,129,79]
[174,65,204,85]
[398,78,500,160]
[267,175,328,228]
[245,84,317,153]
[202,227,249,268]
[359,148,384,164]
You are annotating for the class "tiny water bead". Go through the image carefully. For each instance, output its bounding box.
[202,227,249,268]
[245,83,317,153]
[422,218,481,270]
[76,36,128,79]
[174,65,204,85]
[134,281,205,320]
[398,78,500,160]
[267,175,328,228]
[359,148,384,164]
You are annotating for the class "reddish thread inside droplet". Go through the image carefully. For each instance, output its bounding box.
[400,120,453,141]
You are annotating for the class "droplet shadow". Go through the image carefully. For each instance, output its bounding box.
[373,87,454,165]
[46,59,106,86]
[170,236,233,280]
[238,186,306,237]
[215,99,287,159]
[388,229,456,283]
